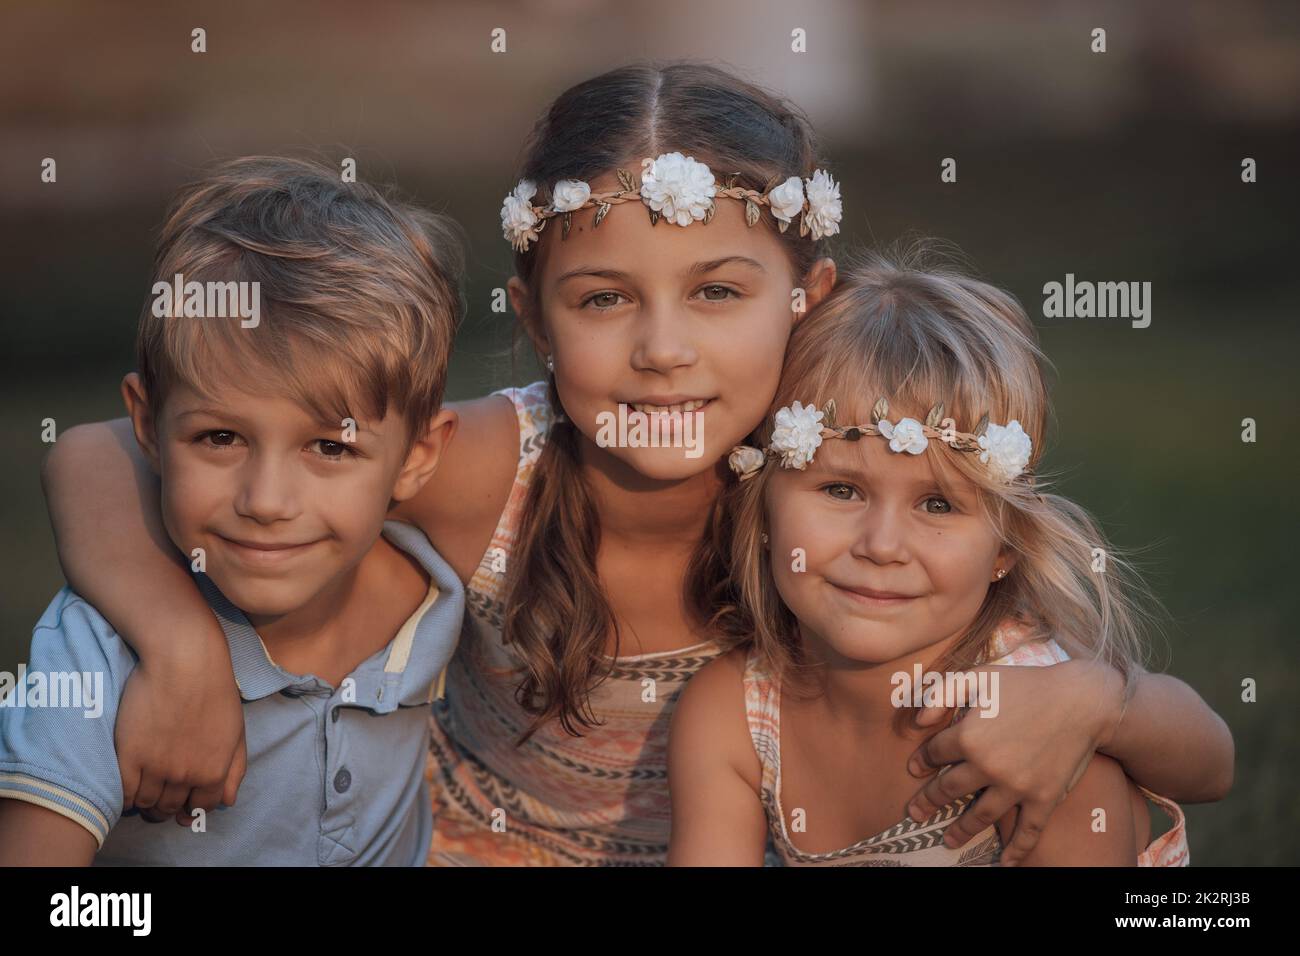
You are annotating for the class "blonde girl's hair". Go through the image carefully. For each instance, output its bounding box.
[721,240,1162,712]
[503,61,832,740]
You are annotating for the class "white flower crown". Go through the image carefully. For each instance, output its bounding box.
[501,151,843,253]
[729,398,1034,484]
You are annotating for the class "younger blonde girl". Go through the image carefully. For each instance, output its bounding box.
[668,244,1211,865]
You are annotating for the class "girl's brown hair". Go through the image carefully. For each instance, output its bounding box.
[723,240,1159,716]
[504,61,832,738]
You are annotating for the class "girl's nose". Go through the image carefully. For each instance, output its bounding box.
[631,300,698,373]
[849,503,911,566]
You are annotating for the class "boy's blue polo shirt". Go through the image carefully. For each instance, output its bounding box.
[0,520,463,866]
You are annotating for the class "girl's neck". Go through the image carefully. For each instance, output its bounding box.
[577,433,726,545]
[797,625,967,730]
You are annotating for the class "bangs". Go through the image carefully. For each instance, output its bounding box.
[156,314,392,433]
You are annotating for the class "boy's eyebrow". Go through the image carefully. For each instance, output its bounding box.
[175,407,375,434]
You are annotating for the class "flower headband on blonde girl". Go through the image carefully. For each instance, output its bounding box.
[501,151,843,253]
[728,398,1034,485]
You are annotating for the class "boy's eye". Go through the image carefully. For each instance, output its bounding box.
[922,496,953,515]
[200,430,240,448]
[312,439,353,459]
[698,284,737,302]
[583,291,627,310]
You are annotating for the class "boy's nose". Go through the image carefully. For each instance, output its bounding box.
[233,457,303,524]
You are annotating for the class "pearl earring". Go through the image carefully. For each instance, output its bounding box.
[995,568,1007,580]
[545,354,554,373]
[760,532,769,546]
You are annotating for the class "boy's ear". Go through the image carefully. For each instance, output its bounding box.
[797,257,838,324]
[507,275,550,356]
[120,372,162,473]
[391,408,458,503]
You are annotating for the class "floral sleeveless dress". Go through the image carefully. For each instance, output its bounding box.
[744,624,1191,866]
[424,382,724,865]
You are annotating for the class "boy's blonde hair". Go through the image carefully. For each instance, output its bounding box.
[137,156,466,449]
[722,240,1159,707]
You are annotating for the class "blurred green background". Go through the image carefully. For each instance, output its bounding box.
[2,0,1297,864]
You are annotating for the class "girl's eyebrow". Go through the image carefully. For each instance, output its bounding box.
[687,255,766,276]
[555,256,766,285]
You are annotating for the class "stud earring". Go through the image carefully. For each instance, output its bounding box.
[760,532,769,546]
[545,354,554,373]
[995,568,1007,580]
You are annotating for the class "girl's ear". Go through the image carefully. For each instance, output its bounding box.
[993,545,1020,582]
[798,257,838,322]
[507,275,550,355]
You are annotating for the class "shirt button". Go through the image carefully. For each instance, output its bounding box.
[334,768,351,793]
[331,707,340,723]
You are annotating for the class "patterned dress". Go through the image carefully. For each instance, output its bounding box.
[425,381,724,865]
[745,624,1191,866]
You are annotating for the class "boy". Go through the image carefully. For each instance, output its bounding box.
[0,156,467,865]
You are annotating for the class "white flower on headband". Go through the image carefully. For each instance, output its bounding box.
[978,420,1033,482]
[769,401,825,470]
[804,169,843,239]
[877,417,929,455]
[640,152,717,227]
[551,179,591,213]
[501,179,541,252]
[766,176,806,224]
[728,445,766,480]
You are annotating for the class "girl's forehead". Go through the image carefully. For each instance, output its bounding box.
[536,184,788,280]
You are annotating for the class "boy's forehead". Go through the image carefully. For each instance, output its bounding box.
[163,380,379,434]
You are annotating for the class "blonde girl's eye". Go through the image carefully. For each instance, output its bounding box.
[922,496,953,515]
[582,291,627,310]
[822,482,858,502]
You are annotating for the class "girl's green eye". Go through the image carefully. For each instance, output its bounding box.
[585,292,624,309]
[825,483,856,501]
[923,496,952,515]
[700,285,735,301]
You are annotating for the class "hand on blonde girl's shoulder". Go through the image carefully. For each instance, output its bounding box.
[393,393,521,584]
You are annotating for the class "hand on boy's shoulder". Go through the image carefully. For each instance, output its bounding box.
[393,393,520,585]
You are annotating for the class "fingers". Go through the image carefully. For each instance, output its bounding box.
[119,761,141,812]
[907,763,985,823]
[942,787,1016,849]
[998,802,1052,866]
[154,780,191,818]
[907,725,964,778]
[133,772,163,812]
[222,736,248,807]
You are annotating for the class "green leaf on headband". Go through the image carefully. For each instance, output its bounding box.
[871,397,889,424]
[617,169,636,193]
[562,213,572,239]
[594,202,611,228]
[745,199,761,227]
[974,413,990,437]
[647,206,660,227]
[925,403,945,428]
[725,172,740,190]
[822,399,837,426]
[703,201,716,225]
[778,218,790,233]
